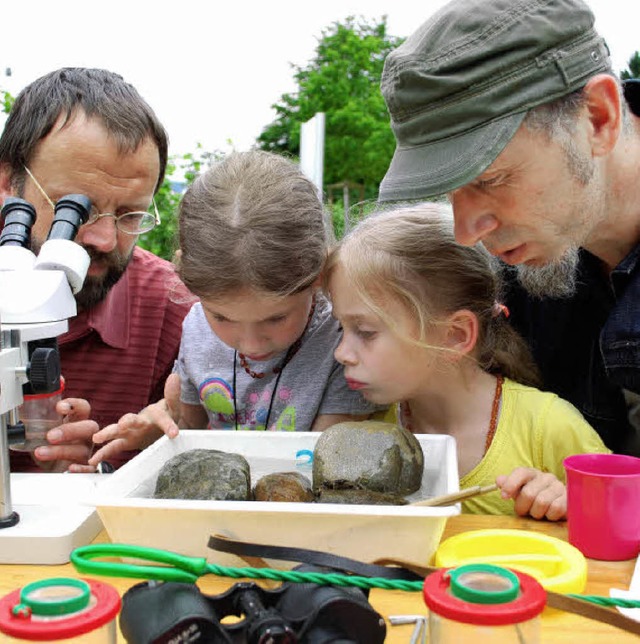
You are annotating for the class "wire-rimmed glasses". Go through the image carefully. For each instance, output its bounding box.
[23,166,161,235]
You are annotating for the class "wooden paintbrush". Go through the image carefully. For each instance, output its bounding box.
[411,483,499,507]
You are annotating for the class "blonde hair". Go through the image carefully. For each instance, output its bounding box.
[177,150,332,298]
[326,203,540,386]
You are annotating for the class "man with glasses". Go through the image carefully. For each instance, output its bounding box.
[0,67,195,472]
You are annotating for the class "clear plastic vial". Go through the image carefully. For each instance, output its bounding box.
[11,377,65,452]
[423,564,547,644]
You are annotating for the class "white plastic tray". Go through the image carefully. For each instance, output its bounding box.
[94,430,460,569]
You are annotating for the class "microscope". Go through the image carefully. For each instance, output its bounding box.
[0,193,91,528]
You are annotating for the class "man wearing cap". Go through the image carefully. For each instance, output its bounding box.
[378,0,640,455]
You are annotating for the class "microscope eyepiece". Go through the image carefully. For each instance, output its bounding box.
[47,194,92,242]
[0,197,37,248]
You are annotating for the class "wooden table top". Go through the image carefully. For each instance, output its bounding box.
[0,513,637,643]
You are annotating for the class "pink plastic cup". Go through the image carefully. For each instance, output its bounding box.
[564,453,640,561]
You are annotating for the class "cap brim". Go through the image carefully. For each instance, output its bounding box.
[378,112,526,202]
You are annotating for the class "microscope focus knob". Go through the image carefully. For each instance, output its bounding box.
[27,348,61,394]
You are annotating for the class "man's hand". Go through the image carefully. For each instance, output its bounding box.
[88,374,181,467]
[496,467,566,521]
[33,398,99,473]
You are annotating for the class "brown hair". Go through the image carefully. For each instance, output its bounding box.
[0,67,168,193]
[177,150,332,298]
[326,203,541,386]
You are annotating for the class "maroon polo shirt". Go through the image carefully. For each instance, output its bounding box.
[11,247,196,472]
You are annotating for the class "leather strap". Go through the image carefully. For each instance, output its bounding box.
[208,535,422,581]
[546,591,640,635]
[208,535,640,636]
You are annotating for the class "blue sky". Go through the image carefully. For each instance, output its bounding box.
[2,0,637,159]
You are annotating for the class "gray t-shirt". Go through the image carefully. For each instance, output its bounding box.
[174,295,379,431]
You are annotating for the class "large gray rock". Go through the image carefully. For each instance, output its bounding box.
[154,449,251,501]
[313,421,424,496]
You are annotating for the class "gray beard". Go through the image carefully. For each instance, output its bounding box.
[515,247,580,299]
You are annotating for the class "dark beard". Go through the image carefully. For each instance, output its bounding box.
[30,236,133,310]
[74,248,133,310]
[515,246,580,299]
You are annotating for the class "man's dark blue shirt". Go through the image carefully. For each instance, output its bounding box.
[504,247,640,455]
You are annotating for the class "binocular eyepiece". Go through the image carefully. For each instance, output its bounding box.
[0,197,36,248]
[1,193,92,294]
[119,565,386,644]
[0,194,91,249]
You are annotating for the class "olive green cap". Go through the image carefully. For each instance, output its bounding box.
[379,0,610,201]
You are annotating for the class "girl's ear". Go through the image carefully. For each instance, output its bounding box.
[311,272,323,289]
[443,309,478,358]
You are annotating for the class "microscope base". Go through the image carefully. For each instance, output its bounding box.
[0,473,103,564]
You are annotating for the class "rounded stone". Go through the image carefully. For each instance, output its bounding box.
[312,421,424,495]
[253,471,315,502]
[154,448,251,501]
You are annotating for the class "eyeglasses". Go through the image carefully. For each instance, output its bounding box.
[23,166,161,235]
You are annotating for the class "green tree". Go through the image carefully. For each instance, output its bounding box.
[621,51,640,79]
[136,158,182,261]
[1,89,13,114]
[257,16,403,205]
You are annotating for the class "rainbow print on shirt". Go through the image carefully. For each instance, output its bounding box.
[199,377,235,415]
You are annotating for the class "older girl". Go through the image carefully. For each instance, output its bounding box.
[89,151,378,463]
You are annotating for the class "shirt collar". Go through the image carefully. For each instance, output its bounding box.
[611,244,640,297]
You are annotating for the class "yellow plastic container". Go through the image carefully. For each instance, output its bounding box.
[434,529,586,594]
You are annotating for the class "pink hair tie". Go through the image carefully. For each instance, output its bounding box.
[492,302,510,318]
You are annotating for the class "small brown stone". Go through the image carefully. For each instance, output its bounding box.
[253,472,315,502]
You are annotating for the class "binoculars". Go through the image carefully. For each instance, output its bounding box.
[119,565,386,644]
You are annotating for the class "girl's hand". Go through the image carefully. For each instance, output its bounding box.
[37,398,99,473]
[87,374,181,467]
[496,467,566,521]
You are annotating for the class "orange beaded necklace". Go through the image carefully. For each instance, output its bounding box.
[483,374,504,454]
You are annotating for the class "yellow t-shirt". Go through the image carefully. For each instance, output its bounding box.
[392,378,610,515]
[461,379,610,515]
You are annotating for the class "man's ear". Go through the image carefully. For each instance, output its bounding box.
[0,163,14,202]
[583,74,622,157]
[443,309,478,358]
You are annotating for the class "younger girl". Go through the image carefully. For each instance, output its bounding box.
[325,202,609,520]
[89,151,379,463]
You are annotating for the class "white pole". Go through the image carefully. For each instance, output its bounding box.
[300,112,325,199]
